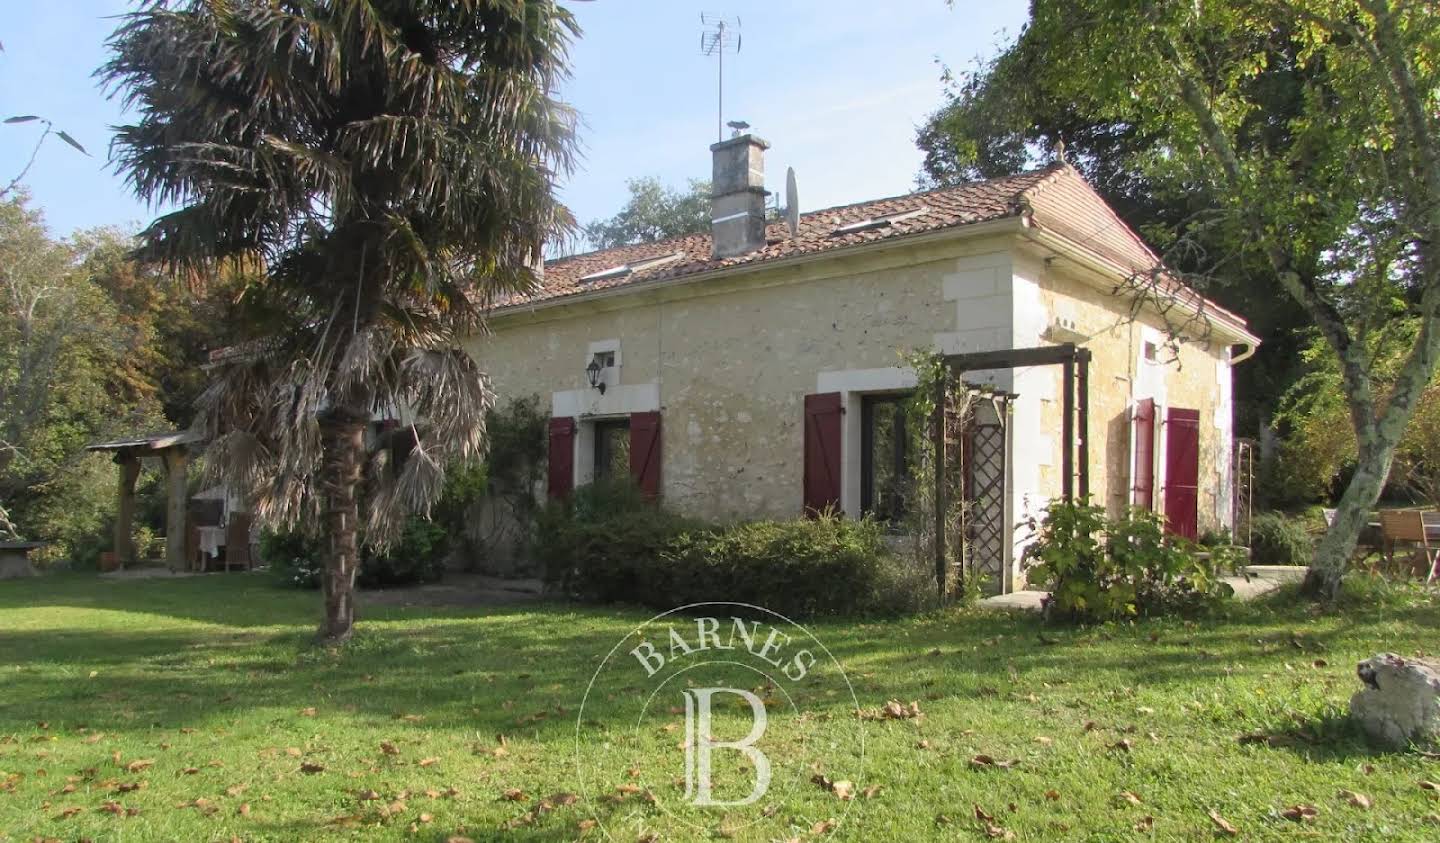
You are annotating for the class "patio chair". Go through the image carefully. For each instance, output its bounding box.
[1377,510,1440,583]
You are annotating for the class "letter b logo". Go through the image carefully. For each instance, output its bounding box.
[682,688,771,806]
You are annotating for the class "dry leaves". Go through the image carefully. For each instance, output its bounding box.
[969,754,1017,769]
[857,700,922,721]
[379,741,399,756]
[1118,791,1143,806]
[501,788,527,802]
[418,757,439,768]
[810,775,855,801]
[1207,809,1240,836]
[1339,789,1372,809]
[1281,804,1319,822]
[124,759,153,773]
[299,762,326,774]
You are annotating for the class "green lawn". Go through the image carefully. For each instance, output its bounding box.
[1,574,1438,841]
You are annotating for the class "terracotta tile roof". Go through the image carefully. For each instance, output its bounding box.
[504,164,1253,338]
[510,165,1064,306]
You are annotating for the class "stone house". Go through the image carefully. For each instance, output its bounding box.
[465,135,1259,592]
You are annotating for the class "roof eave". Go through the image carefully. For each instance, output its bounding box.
[1021,225,1262,350]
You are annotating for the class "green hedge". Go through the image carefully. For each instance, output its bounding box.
[263,516,448,590]
[536,479,932,618]
[1248,512,1314,567]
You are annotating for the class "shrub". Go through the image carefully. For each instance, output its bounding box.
[357,517,449,588]
[263,516,448,590]
[1248,512,1314,567]
[538,481,929,618]
[261,528,324,589]
[1022,500,1235,623]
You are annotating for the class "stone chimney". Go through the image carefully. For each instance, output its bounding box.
[710,134,769,258]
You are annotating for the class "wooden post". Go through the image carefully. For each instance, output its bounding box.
[113,453,141,568]
[1061,354,1075,502]
[1077,350,1091,500]
[933,377,948,602]
[162,447,189,572]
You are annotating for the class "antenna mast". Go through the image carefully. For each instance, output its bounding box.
[700,13,741,143]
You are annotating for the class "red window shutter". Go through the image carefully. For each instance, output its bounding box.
[629,411,662,499]
[1132,398,1156,510]
[803,393,843,515]
[547,417,576,500]
[1163,407,1201,539]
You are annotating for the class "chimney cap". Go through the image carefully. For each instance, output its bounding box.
[710,133,770,153]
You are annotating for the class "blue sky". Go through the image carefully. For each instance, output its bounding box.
[0,0,1027,239]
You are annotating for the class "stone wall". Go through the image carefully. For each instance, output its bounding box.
[467,229,1238,551]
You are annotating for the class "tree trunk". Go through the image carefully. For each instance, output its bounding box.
[318,407,368,644]
[1305,440,1398,598]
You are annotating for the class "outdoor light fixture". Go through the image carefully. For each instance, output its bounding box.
[585,358,607,395]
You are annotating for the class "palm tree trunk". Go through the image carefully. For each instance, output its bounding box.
[318,407,368,643]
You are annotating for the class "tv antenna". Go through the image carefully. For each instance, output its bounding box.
[700,13,741,143]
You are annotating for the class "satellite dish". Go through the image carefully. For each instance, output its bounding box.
[785,166,799,238]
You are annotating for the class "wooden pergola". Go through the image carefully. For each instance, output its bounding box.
[932,342,1093,599]
[86,431,202,572]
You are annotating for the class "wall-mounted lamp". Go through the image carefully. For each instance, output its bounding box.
[585,358,607,395]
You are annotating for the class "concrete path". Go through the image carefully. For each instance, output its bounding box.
[978,565,1306,613]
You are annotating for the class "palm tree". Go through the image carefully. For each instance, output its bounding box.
[103,0,578,642]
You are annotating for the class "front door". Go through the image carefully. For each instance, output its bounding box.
[1163,407,1200,539]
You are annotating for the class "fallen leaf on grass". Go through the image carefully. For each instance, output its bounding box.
[1280,804,1319,822]
[237,802,250,816]
[1207,809,1239,836]
[1421,780,1440,794]
[1110,739,1133,752]
[861,784,883,799]
[1118,791,1143,806]
[1044,789,1060,801]
[969,754,1017,769]
[1134,815,1154,832]
[285,747,302,757]
[915,739,931,750]
[124,759,153,773]
[810,818,838,834]
[299,762,325,774]
[357,789,380,801]
[1033,736,1053,746]
[501,788,527,802]
[55,806,82,819]
[299,707,316,717]
[380,741,399,756]
[1339,789,1371,809]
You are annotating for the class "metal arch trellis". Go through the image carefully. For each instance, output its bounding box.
[962,406,1011,593]
[1233,438,1256,546]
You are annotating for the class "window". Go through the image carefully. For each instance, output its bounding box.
[1142,341,1159,363]
[593,419,630,481]
[861,394,912,523]
[592,350,616,370]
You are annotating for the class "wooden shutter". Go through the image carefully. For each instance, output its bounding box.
[629,412,662,499]
[1131,398,1156,510]
[1163,407,1201,539]
[803,393,843,515]
[547,417,576,500]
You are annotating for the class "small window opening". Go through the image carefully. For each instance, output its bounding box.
[592,350,616,370]
[1143,341,1159,363]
